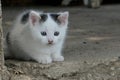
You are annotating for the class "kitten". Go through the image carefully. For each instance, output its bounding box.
[5,10,69,64]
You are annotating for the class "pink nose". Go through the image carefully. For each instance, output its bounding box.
[48,40,53,44]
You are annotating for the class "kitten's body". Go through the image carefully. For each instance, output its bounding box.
[5,10,69,64]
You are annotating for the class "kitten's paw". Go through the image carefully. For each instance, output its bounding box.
[36,56,52,64]
[52,55,64,62]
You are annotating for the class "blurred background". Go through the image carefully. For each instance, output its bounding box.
[2,0,120,8]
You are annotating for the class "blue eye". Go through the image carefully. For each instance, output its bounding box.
[54,31,59,36]
[41,31,47,36]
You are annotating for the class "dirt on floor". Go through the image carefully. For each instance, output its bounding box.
[2,5,120,80]
[4,59,120,80]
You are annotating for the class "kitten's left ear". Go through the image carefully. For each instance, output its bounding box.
[58,11,69,25]
[29,11,41,26]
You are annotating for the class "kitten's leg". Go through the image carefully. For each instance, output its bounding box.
[33,54,52,64]
[52,51,64,62]
[52,42,64,62]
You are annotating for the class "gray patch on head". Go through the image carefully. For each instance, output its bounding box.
[50,14,61,24]
[21,11,30,24]
[39,14,48,22]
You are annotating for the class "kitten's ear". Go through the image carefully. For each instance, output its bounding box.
[29,11,41,26]
[58,11,69,25]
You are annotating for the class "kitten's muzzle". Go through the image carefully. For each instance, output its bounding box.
[48,40,53,44]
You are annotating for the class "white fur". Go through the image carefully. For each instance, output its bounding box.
[5,10,69,64]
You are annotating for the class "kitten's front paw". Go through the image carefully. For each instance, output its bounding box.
[36,56,52,64]
[52,55,64,62]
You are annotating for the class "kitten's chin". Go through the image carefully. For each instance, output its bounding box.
[47,42,55,46]
[47,43,54,46]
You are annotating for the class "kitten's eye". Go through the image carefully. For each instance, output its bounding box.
[41,31,47,36]
[54,31,59,36]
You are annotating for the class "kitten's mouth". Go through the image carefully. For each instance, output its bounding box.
[47,43,53,45]
[47,40,54,45]
[47,42,54,45]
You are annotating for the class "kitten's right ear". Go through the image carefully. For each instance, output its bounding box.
[58,11,69,26]
[29,11,41,26]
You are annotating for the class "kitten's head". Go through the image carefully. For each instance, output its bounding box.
[21,10,69,45]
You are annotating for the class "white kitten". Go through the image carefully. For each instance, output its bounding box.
[5,10,69,64]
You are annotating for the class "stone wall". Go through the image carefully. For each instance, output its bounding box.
[0,0,6,80]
